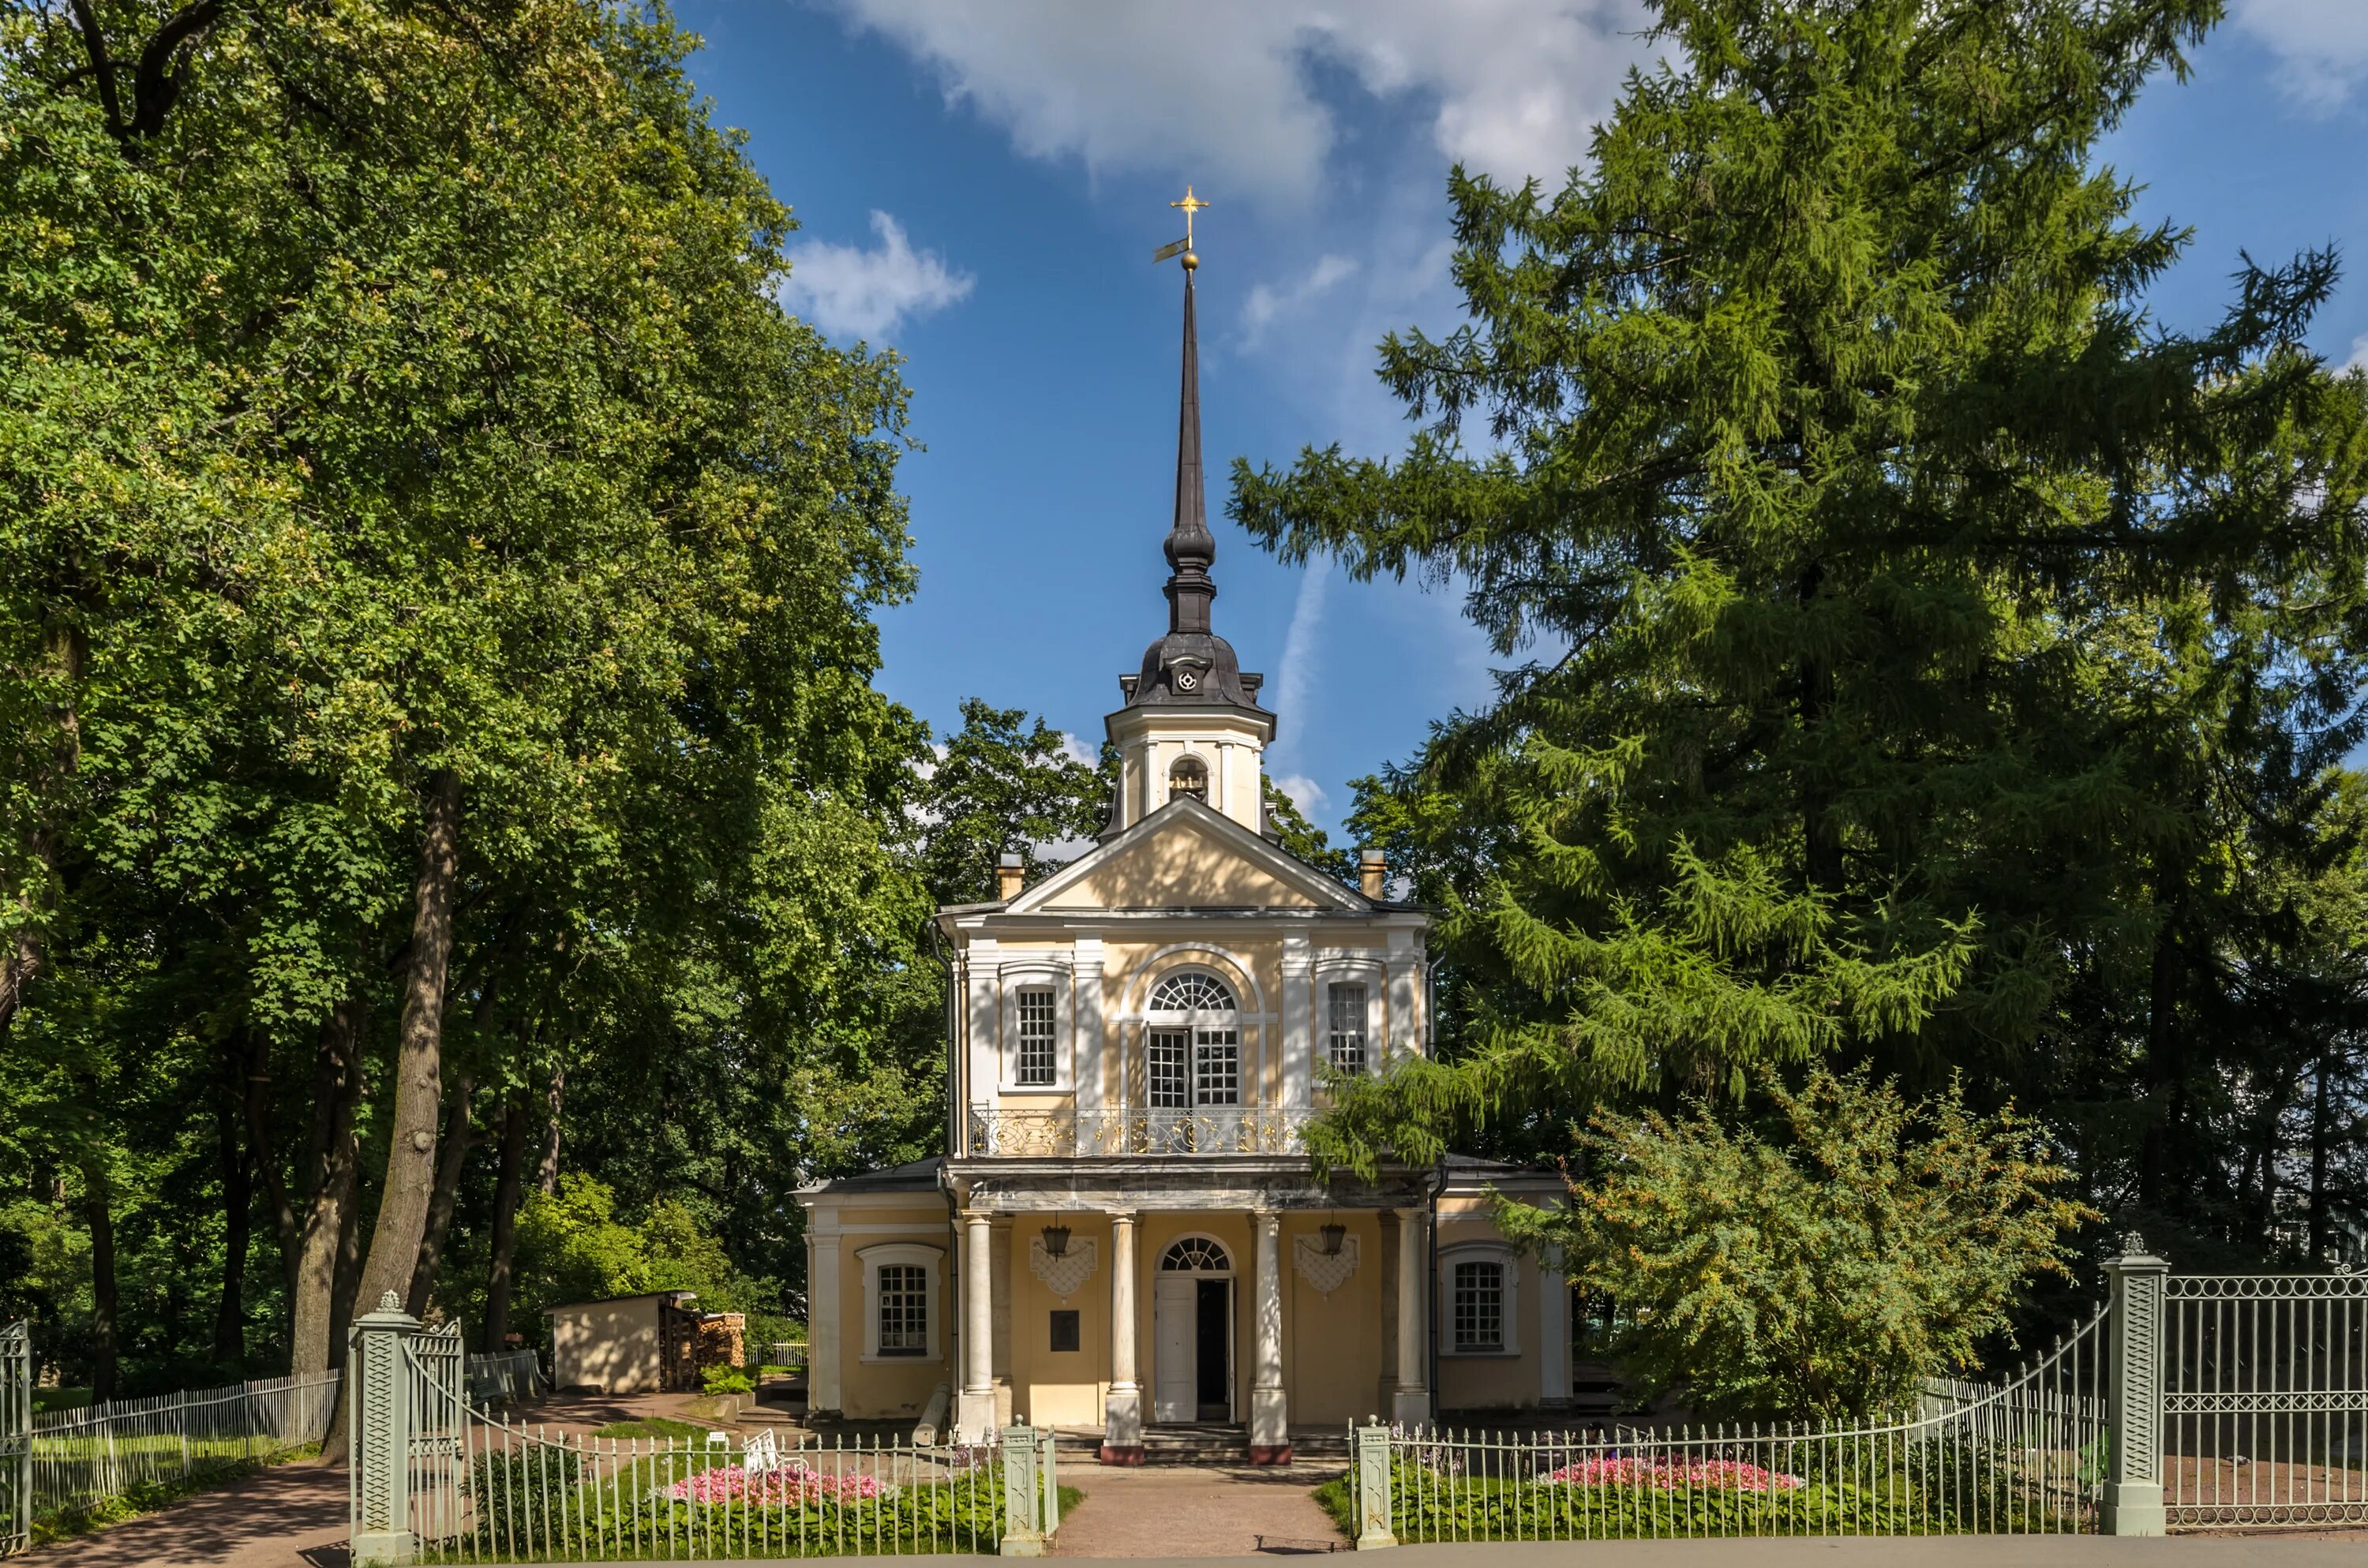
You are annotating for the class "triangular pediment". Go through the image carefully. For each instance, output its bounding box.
[1010,797,1367,915]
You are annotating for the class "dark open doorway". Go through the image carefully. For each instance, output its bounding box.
[1194,1278,1231,1420]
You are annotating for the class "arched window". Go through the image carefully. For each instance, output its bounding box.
[1148,972,1235,1014]
[1168,756,1208,803]
[1160,1237,1232,1273]
[1441,1242,1521,1355]
[1145,971,1240,1110]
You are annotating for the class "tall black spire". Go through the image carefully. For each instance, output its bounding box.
[1163,263,1216,635]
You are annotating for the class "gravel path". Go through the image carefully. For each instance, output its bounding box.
[1050,1463,1349,1558]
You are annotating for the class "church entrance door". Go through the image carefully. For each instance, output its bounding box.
[1152,1234,1235,1424]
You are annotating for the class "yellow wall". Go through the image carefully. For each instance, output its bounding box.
[1434,1205,1542,1413]
[1044,815,1326,911]
[827,1207,954,1420]
[1283,1214,1388,1427]
[549,1298,663,1394]
[1007,1214,1111,1428]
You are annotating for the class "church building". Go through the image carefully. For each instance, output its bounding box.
[795,241,1568,1464]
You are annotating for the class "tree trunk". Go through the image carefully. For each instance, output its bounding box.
[406,1073,474,1316]
[0,619,83,1042]
[212,1044,254,1362]
[241,1024,298,1319]
[2310,1049,2334,1263]
[535,1061,564,1196]
[290,997,365,1376]
[482,1087,530,1352]
[84,1158,118,1401]
[2138,898,2184,1214]
[351,769,461,1315]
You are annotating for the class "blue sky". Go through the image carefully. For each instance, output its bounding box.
[669,0,2368,844]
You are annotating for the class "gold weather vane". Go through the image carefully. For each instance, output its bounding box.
[1152,184,1209,268]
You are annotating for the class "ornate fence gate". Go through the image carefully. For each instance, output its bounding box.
[2,1321,28,1556]
[2162,1271,2368,1529]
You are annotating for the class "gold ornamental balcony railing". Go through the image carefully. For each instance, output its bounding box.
[966,1105,1313,1157]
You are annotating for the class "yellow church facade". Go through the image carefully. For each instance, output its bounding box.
[796,254,1567,1464]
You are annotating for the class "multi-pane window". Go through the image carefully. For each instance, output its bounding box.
[1015,987,1058,1086]
[1327,982,1368,1073]
[1193,1029,1240,1106]
[1452,1260,1504,1352]
[1149,972,1235,1013]
[878,1265,928,1357]
[1148,1029,1191,1109]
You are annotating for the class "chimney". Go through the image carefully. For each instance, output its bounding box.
[996,852,1025,902]
[1358,848,1388,901]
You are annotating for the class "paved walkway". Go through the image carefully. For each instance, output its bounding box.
[28,1458,350,1568]
[1050,1462,1349,1558]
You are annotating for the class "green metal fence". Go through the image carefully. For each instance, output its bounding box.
[346,1293,1058,1562]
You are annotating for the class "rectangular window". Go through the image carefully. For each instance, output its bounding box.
[1327,982,1368,1073]
[1193,1028,1239,1106]
[878,1265,928,1357]
[1015,987,1058,1086]
[1148,1029,1190,1109]
[1048,1310,1080,1353]
[1452,1260,1504,1352]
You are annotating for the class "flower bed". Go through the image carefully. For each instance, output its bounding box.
[664,1461,891,1507]
[1541,1457,1803,1492]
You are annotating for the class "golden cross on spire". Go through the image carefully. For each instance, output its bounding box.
[1171,184,1209,247]
[1152,184,1210,269]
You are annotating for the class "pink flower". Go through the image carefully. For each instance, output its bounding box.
[1540,1457,1802,1492]
[663,1459,890,1506]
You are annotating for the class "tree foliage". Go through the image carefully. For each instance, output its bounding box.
[1239,0,2368,1258]
[1497,1068,2092,1420]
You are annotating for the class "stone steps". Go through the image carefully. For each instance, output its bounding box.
[1052,1423,1352,1465]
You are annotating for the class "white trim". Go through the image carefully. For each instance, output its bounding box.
[1006,795,1367,915]
[999,961,1073,1092]
[1155,1232,1237,1275]
[1315,958,1385,1079]
[1440,1241,1520,1357]
[857,1241,946,1364]
[1123,943,1268,1017]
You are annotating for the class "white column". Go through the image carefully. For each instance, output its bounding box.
[1391,1207,1431,1427]
[1102,1211,1142,1462]
[957,1211,995,1441]
[1073,939,1106,1140]
[808,1209,843,1416]
[965,940,999,1152]
[1539,1243,1571,1408]
[1280,935,1313,1112]
[1250,1210,1289,1460]
[992,1217,1015,1426]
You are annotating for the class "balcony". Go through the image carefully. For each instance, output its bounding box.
[967,1105,1313,1158]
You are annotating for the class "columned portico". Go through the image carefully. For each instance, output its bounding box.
[1392,1206,1432,1427]
[1101,1211,1145,1463]
[1248,1209,1288,1462]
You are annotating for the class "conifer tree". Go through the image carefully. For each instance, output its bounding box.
[1238,0,2368,1173]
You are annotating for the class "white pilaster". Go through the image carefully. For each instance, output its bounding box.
[957,1211,995,1441]
[1073,938,1106,1126]
[1250,1210,1289,1461]
[1216,742,1234,824]
[1385,928,1418,1064]
[1280,934,1313,1110]
[808,1209,843,1417]
[1540,1243,1571,1408]
[1392,1206,1431,1427]
[965,939,1000,1149]
[1102,1211,1143,1462]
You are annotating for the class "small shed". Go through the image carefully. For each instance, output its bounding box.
[545,1291,696,1394]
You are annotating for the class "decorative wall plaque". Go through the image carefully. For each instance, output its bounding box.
[1292,1233,1360,1295]
[1029,1235,1098,1297]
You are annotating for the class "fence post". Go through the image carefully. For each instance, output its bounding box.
[1354,1422,1397,1550]
[2103,1235,2168,1536]
[349,1291,422,1567]
[998,1424,1044,1556]
[1037,1426,1059,1536]
[2,1321,28,1557]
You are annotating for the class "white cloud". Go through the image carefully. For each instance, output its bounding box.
[2348,331,2368,372]
[2234,0,2368,108]
[1274,563,1332,757]
[1273,773,1330,815]
[778,211,975,340]
[1240,254,1360,350]
[816,0,1649,205]
[1056,731,1102,769]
